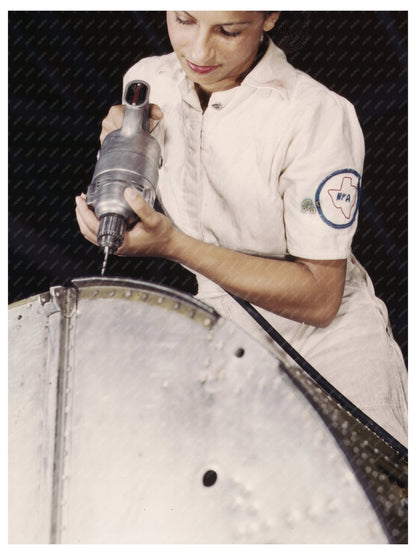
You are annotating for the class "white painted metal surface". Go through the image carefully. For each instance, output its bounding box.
[8,278,388,544]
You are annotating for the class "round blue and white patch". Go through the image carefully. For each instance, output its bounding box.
[315,169,361,229]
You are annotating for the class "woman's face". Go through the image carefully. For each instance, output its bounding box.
[166,11,280,93]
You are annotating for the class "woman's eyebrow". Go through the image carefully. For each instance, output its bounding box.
[221,21,252,27]
[183,12,252,27]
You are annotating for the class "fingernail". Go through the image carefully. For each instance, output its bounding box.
[124,187,137,200]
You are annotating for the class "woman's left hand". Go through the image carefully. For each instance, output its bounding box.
[75,187,175,258]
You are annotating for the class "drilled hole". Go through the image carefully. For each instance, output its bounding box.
[234,347,245,358]
[202,470,218,487]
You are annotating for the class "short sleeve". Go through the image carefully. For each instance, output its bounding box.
[279,91,365,260]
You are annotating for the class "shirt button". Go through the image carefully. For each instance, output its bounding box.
[211,103,223,110]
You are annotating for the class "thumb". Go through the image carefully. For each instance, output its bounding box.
[150,103,163,120]
[124,187,157,227]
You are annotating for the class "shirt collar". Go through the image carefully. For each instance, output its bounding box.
[159,39,297,106]
[158,54,201,109]
[241,40,297,98]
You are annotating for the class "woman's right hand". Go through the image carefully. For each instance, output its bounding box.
[99,103,164,144]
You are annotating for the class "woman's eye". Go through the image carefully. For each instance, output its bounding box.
[219,27,241,38]
[175,16,241,37]
[176,16,193,26]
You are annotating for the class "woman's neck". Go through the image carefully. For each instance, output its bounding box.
[193,35,269,112]
[195,84,211,111]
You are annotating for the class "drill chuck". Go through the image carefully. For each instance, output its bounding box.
[86,80,162,273]
[97,213,126,254]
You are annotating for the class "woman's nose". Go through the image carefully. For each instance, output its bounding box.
[189,29,214,63]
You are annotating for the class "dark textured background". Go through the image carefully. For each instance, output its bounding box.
[9,11,408,364]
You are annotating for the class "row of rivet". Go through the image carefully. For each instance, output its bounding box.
[86,287,214,328]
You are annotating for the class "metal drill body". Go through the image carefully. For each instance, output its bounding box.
[87,80,162,274]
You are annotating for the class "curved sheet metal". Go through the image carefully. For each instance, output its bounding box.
[8,278,406,544]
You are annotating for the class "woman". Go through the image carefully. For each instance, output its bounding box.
[75,11,408,445]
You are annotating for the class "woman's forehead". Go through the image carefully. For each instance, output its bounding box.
[172,11,263,26]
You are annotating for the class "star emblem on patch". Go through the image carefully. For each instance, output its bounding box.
[328,175,358,219]
[315,169,361,228]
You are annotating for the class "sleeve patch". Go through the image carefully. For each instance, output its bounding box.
[315,169,361,228]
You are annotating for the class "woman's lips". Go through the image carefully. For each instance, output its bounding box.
[186,59,219,74]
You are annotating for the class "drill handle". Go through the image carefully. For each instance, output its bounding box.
[121,80,151,137]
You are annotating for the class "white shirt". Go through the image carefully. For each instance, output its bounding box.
[124,41,364,265]
[123,41,407,444]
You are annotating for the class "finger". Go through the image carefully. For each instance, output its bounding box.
[76,196,100,234]
[100,105,125,144]
[75,196,100,245]
[75,211,97,246]
[75,211,98,246]
[150,103,163,120]
[123,188,159,228]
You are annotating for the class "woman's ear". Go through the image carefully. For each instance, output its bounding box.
[263,12,281,33]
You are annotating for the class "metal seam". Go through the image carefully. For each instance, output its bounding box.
[49,286,77,544]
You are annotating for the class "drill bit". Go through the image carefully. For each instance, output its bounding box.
[101,246,110,276]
